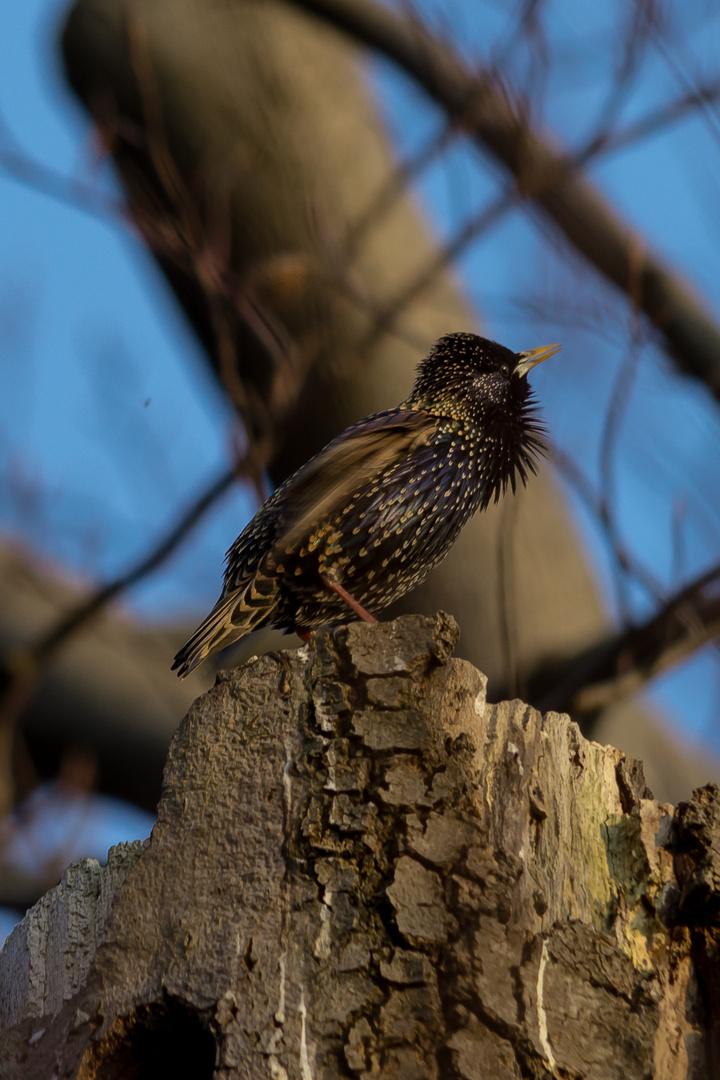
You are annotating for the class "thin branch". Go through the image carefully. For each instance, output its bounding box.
[537,562,720,718]
[346,121,457,255]
[653,31,720,152]
[590,77,720,158]
[289,0,720,395]
[550,448,665,604]
[32,465,238,664]
[489,0,550,93]
[310,195,429,355]
[572,0,653,168]
[597,339,643,624]
[0,109,120,222]
[360,187,517,350]
[671,496,688,587]
[0,461,239,802]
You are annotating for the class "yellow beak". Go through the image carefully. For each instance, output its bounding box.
[513,342,562,378]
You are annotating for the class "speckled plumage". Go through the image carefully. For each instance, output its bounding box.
[172,332,558,677]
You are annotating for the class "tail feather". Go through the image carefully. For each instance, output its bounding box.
[172,574,280,679]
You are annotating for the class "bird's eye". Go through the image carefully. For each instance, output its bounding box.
[500,363,510,377]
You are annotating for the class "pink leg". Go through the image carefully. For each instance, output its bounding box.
[320,575,378,623]
[296,627,314,643]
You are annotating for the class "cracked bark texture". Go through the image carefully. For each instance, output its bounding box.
[1,614,717,1078]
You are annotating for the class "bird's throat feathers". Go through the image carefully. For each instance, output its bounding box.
[404,333,546,505]
[477,391,546,506]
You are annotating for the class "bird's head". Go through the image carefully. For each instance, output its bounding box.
[404,332,560,501]
[405,332,560,423]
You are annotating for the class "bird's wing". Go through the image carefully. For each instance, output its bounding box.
[174,411,434,677]
[271,409,436,560]
[221,409,435,592]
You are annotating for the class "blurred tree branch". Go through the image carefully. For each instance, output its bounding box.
[0,463,237,818]
[550,447,664,603]
[289,0,720,394]
[0,541,204,814]
[0,109,120,221]
[25,466,237,667]
[536,561,720,719]
[587,76,720,157]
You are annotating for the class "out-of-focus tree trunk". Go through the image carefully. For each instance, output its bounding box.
[0,616,714,1077]
[0,542,203,813]
[60,0,608,688]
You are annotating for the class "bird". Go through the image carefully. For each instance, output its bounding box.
[172,332,559,678]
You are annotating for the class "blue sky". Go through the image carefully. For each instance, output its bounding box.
[2,0,720,774]
[0,0,255,617]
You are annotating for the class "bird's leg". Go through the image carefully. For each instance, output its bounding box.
[320,575,378,623]
[296,627,314,643]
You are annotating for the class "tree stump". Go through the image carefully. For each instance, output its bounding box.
[0,614,717,1078]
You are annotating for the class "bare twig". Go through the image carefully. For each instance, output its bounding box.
[0,110,120,222]
[671,497,688,587]
[537,562,720,717]
[653,32,720,151]
[589,77,720,157]
[489,0,549,90]
[360,188,517,349]
[31,466,238,665]
[550,448,665,603]
[309,195,429,357]
[346,122,456,255]
[570,0,654,168]
[597,341,643,624]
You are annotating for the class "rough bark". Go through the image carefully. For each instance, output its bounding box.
[1,614,717,1078]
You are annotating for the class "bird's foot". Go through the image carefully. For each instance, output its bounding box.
[320,575,378,623]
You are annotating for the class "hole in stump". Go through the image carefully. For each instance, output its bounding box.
[90,998,216,1080]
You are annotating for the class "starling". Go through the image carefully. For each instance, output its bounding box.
[172,332,559,677]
